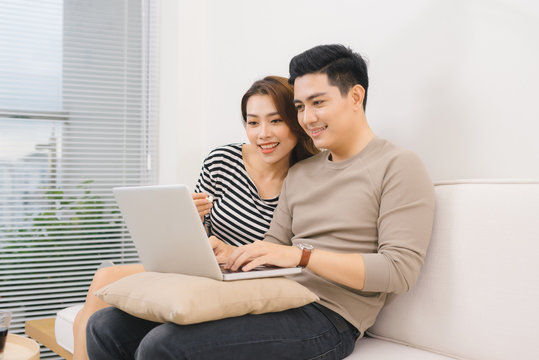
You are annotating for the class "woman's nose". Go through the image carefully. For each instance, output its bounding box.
[258,122,271,138]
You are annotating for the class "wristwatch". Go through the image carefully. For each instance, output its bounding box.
[296,243,314,268]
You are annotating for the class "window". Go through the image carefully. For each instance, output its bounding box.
[0,1,159,358]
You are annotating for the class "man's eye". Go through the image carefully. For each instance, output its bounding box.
[295,104,304,112]
[313,100,323,106]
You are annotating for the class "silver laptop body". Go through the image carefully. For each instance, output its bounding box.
[113,184,301,281]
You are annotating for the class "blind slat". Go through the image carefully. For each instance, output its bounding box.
[2,256,140,271]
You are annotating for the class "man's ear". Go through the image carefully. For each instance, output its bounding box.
[350,84,365,110]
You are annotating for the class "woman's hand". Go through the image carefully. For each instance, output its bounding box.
[225,241,302,271]
[209,236,235,264]
[192,192,213,220]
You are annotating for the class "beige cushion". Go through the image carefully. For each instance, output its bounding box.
[94,271,319,325]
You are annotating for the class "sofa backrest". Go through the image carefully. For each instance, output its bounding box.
[367,180,539,360]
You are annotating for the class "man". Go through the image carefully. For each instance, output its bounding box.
[86,44,434,359]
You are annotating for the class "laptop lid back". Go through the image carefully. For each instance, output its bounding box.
[113,184,223,280]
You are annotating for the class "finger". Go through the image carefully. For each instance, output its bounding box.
[195,202,212,213]
[209,236,235,263]
[192,192,207,200]
[195,202,212,211]
[193,193,214,204]
[229,247,262,271]
[199,209,212,218]
[241,256,267,272]
[194,198,213,206]
[215,251,228,264]
[225,246,244,270]
[214,248,228,264]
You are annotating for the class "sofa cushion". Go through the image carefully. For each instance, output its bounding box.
[55,303,84,353]
[94,271,319,325]
[347,337,454,359]
[367,180,539,360]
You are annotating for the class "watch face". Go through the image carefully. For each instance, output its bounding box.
[298,243,314,250]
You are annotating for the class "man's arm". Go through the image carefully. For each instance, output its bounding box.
[226,150,434,293]
[361,150,435,293]
[226,242,367,290]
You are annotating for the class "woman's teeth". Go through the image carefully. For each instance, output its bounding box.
[260,143,279,149]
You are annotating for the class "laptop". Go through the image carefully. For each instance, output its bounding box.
[113,184,301,281]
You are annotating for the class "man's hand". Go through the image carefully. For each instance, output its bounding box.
[221,239,366,290]
[225,241,302,271]
[209,236,235,264]
[192,192,213,220]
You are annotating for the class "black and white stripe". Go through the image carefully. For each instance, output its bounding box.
[194,143,278,246]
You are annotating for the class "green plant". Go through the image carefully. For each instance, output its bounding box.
[1,180,123,261]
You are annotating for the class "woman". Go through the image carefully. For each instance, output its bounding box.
[72,75,318,360]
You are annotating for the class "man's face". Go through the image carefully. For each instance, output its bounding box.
[293,73,356,155]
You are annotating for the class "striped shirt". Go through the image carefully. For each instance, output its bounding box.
[194,143,279,246]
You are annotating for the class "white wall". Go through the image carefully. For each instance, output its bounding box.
[159,0,539,186]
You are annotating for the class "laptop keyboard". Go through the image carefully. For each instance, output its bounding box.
[219,264,278,274]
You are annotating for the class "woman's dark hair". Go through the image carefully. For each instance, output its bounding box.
[289,44,369,110]
[241,76,319,165]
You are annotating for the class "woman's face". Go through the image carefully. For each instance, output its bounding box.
[245,94,298,165]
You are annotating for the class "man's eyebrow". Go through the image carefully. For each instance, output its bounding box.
[294,92,327,103]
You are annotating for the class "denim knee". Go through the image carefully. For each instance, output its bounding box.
[136,323,185,360]
[86,308,118,360]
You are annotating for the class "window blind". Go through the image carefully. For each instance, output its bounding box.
[0,1,159,358]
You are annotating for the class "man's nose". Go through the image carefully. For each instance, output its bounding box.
[301,106,316,125]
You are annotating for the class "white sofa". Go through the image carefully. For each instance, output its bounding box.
[56,180,539,359]
[349,180,539,359]
[55,304,83,354]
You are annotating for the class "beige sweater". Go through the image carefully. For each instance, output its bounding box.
[265,137,435,335]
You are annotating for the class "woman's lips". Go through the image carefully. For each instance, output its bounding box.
[259,142,279,154]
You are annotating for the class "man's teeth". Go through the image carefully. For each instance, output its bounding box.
[260,143,279,149]
[312,126,327,133]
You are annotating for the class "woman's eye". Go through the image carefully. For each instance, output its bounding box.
[247,121,258,126]
[271,119,282,124]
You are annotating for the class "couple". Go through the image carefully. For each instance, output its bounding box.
[78,44,435,359]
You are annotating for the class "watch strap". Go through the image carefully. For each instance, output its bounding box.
[299,247,312,268]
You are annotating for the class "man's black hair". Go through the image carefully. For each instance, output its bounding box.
[289,44,369,109]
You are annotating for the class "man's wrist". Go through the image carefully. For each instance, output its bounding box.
[296,243,314,268]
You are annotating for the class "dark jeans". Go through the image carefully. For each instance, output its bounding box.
[86,303,360,360]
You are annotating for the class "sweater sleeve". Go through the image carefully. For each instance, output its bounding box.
[264,176,294,246]
[361,150,435,293]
